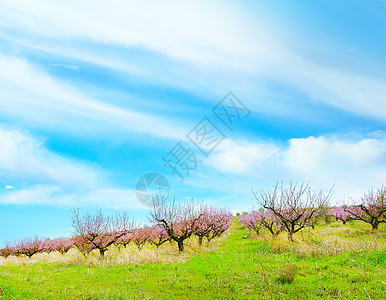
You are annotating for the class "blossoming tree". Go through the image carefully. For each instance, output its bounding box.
[253,182,333,241]
[148,197,203,252]
[344,186,386,230]
[71,209,135,258]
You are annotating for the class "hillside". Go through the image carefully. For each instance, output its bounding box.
[0,218,385,299]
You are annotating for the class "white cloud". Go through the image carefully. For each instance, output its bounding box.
[0,126,100,188]
[283,134,386,198]
[284,135,386,172]
[204,133,386,203]
[0,185,60,205]
[0,185,144,210]
[206,139,280,174]
[0,126,149,209]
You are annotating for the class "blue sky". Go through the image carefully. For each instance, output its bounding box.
[0,0,385,243]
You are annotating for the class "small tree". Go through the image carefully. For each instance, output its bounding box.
[239,210,283,238]
[132,227,152,251]
[344,186,386,230]
[43,240,55,254]
[0,245,12,259]
[17,236,47,258]
[149,226,170,249]
[70,209,135,259]
[197,204,232,245]
[116,232,134,248]
[253,182,333,242]
[193,204,232,245]
[52,238,74,255]
[149,197,202,252]
[205,210,232,244]
[329,206,352,225]
[73,236,95,257]
[238,211,263,235]
[259,210,284,238]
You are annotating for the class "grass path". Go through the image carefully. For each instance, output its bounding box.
[0,218,385,299]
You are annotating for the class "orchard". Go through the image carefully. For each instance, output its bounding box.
[0,200,233,260]
[1,184,385,262]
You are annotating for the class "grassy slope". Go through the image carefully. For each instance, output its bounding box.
[0,218,385,299]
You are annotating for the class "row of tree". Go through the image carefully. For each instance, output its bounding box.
[329,187,385,229]
[240,183,385,241]
[0,199,233,259]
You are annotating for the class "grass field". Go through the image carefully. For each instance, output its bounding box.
[0,218,385,299]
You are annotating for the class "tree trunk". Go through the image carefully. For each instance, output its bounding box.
[99,248,105,259]
[198,236,203,246]
[371,220,378,230]
[177,240,184,252]
[287,231,294,242]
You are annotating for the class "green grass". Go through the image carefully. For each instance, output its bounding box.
[0,218,385,299]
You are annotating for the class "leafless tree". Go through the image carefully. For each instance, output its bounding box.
[148,196,202,252]
[253,182,333,242]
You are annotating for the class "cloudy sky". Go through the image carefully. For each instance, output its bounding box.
[0,0,385,242]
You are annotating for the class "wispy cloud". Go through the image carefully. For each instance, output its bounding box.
[49,63,79,71]
[0,0,257,67]
[0,55,187,140]
[1,0,385,122]
[0,185,144,210]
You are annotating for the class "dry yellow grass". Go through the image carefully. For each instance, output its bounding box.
[0,232,230,267]
[247,221,386,257]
